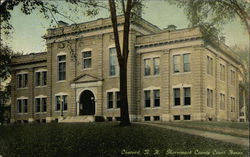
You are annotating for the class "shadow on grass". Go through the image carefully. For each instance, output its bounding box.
[0,122,248,157]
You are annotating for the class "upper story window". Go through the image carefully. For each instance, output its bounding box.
[173,88,180,106]
[35,71,47,87]
[57,55,66,81]
[144,57,160,76]
[184,87,191,105]
[17,73,28,88]
[17,98,28,113]
[183,54,190,72]
[173,55,181,73]
[207,56,213,75]
[35,97,47,113]
[153,57,160,75]
[144,90,151,107]
[219,93,225,110]
[220,64,225,81]
[153,89,160,107]
[230,70,235,86]
[173,53,191,73]
[207,88,213,108]
[144,58,151,76]
[55,95,68,111]
[82,51,92,69]
[109,48,119,76]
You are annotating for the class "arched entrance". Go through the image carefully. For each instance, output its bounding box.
[79,90,95,115]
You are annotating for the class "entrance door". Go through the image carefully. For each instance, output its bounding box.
[79,90,95,115]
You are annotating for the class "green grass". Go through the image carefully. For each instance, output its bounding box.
[157,121,249,138]
[0,123,248,157]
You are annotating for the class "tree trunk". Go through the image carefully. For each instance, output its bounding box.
[119,60,131,126]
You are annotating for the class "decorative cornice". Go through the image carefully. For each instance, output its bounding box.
[135,36,202,49]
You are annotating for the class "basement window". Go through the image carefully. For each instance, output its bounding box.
[173,115,180,120]
[144,116,151,121]
[153,116,160,121]
[183,115,191,120]
[107,117,113,121]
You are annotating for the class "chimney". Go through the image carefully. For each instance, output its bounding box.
[164,25,177,31]
[58,21,68,27]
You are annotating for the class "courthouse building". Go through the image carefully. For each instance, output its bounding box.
[10,16,246,123]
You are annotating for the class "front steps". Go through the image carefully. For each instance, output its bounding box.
[59,116,95,123]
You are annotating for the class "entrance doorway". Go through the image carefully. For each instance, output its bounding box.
[79,90,95,115]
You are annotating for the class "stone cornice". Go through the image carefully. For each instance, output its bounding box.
[135,36,202,49]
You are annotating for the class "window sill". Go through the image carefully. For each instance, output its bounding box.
[35,86,47,89]
[143,75,160,78]
[56,80,66,83]
[16,113,28,115]
[35,112,47,114]
[108,75,119,79]
[17,87,28,90]
[172,72,191,75]
[82,68,92,71]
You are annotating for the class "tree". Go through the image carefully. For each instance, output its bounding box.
[0,44,20,123]
[171,0,250,40]
[1,0,143,126]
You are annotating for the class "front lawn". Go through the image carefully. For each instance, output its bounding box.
[0,123,248,157]
[156,121,249,138]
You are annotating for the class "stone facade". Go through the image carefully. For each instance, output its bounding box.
[10,16,246,123]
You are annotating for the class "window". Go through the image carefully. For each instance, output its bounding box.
[230,70,235,86]
[109,48,119,76]
[42,71,47,86]
[183,54,190,72]
[153,57,160,75]
[17,99,28,113]
[231,97,236,112]
[174,88,180,106]
[184,87,191,105]
[144,90,151,107]
[174,115,180,120]
[35,72,40,86]
[23,99,28,113]
[107,117,113,121]
[207,89,213,107]
[144,116,150,121]
[153,116,160,121]
[82,51,92,69]
[35,71,47,86]
[220,64,225,81]
[56,96,60,111]
[220,93,225,110]
[183,115,191,120]
[144,58,151,76]
[58,55,66,81]
[62,95,68,111]
[17,73,28,88]
[173,55,180,73]
[116,92,120,108]
[207,56,213,75]
[35,98,41,112]
[42,98,47,112]
[107,92,113,108]
[55,95,67,111]
[153,90,160,107]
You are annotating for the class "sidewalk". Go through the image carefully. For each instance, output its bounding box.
[137,122,249,147]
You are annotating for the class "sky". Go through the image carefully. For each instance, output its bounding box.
[2,0,249,54]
